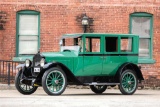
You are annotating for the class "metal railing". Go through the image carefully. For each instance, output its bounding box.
[0,60,23,85]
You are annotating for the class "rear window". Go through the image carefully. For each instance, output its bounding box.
[121,37,132,52]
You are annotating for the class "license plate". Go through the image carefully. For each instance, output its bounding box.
[34,67,40,72]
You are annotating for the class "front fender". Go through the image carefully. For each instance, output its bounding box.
[16,63,25,69]
[42,62,83,85]
[43,63,53,69]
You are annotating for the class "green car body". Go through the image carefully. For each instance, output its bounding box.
[15,33,144,95]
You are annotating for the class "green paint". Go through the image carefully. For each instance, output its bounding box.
[14,33,140,77]
[41,33,139,76]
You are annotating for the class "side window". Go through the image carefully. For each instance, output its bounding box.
[63,38,74,46]
[121,37,132,52]
[105,37,118,52]
[85,37,100,52]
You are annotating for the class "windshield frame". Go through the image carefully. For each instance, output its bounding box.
[60,34,83,52]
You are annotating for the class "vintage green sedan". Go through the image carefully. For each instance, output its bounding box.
[15,33,144,95]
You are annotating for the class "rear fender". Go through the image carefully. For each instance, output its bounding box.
[116,62,144,82]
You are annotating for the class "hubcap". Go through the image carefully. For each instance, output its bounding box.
[122,72,136,93]
[94,85,104,90]
[18,77,34,92]
[46,70,65,93]
[19,83,34,92]
[55,80,59,84]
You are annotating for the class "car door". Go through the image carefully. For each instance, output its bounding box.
[102,36,121,76]
[83,36,103,76]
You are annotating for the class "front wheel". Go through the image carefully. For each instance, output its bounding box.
[15,70,38,95]
[119,69,138,95]
[42,67,67,95]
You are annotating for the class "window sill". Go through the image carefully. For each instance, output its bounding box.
[12,56,33,62]
[138,59,155,64]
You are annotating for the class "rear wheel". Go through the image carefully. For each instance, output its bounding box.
[15,70,38,95]
[119,69,138,95]
[42,67,67,95]
[90,77,107,94]
[90,85,107,94]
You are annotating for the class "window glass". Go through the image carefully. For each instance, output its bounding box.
[63,38,74,46]
[105,37,118,52]
[85,38,90,52]
[121,38,132,52]
[139,39,149,57]
[60,37,82,52]
[132,17,150,38]
[85,37,100,52]
[17,11,39,56]
[19,36,38,54]
[19,15,38,35]
[130,13,152,59]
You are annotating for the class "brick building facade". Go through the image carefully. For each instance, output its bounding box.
[0,0,160,87]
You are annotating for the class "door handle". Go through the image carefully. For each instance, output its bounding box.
[100,56,104,59]
[100,56,106,59]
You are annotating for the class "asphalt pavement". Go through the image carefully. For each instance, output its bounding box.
[0,87,160,107]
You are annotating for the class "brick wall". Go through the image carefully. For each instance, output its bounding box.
[0,0,160,87]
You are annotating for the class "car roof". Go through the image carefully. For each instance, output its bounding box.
[62,33,139,38]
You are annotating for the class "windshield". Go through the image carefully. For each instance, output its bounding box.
[60,36,82,52]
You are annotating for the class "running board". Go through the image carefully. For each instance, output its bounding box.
[84,82,120,86]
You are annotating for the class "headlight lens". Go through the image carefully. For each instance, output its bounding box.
[40,58,45,67]
[25,59,31,67]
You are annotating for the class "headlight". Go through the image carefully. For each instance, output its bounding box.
[40,58,45,67]
[25,59,31,67]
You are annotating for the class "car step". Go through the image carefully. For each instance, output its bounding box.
[84,82,120,85]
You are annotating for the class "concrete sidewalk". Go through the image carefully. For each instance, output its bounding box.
[0,84,91,90]
[0,89,160,107]
[0,83,159,90]
[0,84,15,90]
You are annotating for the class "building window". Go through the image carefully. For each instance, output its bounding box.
[16,10,40,56]
[130,12,155,63]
